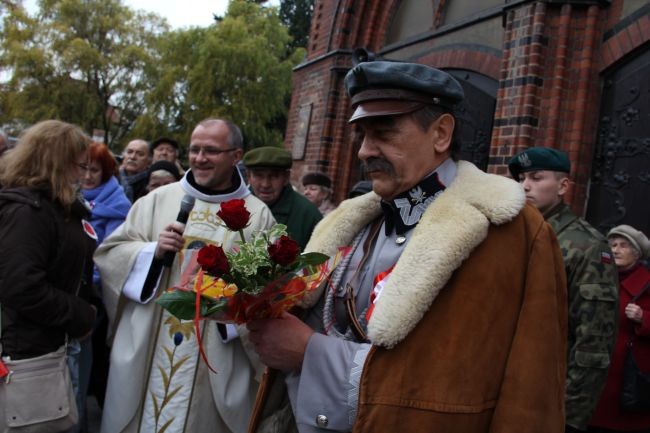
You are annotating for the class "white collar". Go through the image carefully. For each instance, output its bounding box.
[179,168,250,203]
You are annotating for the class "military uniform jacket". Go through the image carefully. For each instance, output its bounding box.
[269,185,322,250]
[545,203,619,430]
[250,161,568,433]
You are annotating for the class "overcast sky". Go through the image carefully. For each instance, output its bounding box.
[24,0,280,29]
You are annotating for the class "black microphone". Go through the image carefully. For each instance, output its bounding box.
[162,194,196,267]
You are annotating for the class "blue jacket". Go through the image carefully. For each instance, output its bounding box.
[82,176,131,286]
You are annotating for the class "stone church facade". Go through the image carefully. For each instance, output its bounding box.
[283,0,649,235]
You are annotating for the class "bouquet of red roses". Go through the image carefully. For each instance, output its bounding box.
[156,199,338,324]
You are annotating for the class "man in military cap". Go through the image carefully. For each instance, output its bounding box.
[243,146,322,249]
[246,61,568,433]
[509,147,618,433]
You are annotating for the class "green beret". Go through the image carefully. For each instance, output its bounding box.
[344,61,464,122]
[243,146,292,170]
[508,147,571,179]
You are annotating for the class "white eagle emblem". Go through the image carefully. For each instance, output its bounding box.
[409,186,426,204]
[518,153,532,168]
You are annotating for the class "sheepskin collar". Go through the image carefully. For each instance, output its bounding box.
[304,160,526,348]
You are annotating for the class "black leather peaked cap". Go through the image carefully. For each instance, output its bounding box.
[344,61,465,122]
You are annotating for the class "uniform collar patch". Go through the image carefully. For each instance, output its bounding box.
[381,172,446,236]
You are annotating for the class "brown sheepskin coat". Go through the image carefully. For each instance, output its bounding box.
[250,161,568,433]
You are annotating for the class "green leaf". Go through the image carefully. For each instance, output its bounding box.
[162,386,182,408]
[150,390,160,419]
[205,298,228,316]
[157,366,170,389]
[163,346,174,365]
[156,290,198,320]
[296,252,329,267]
[158,418,174,433]
[170,355,191,377]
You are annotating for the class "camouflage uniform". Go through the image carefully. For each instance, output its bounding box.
[545,203,618,431]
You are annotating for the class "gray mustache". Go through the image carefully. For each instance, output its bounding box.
[364,158,394,174]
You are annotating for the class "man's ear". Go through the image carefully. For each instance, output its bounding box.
[557,175,570,197]
[232,148,243,165]
[431,113,455,154]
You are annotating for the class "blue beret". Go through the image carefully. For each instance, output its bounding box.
[243,146,292,170]
[344,61,464,122]
[508,147,571,179]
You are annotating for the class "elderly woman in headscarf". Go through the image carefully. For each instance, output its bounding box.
[589,224,650,433]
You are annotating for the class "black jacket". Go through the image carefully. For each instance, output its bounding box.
[0,187,97,359]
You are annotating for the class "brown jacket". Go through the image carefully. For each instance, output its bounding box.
[250,161,568,433]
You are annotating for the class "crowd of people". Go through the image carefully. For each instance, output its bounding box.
[0,60,648,433]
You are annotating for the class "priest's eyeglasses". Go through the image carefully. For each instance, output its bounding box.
[188,146,237,157]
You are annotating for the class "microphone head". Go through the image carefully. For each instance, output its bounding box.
[180,194,196,212]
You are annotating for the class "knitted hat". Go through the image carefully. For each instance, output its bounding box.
[607,225,650,258]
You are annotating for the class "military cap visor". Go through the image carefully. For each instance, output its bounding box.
[349,100,425,123]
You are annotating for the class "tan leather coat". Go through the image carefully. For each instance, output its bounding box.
[250,161,568,433]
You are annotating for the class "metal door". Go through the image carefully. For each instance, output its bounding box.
[586,48,650,236]
[447,69,497,171]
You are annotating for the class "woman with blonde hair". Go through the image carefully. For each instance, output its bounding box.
[0,120,98,430]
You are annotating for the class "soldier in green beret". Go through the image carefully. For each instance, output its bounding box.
[243,146,322,250]
[509,147,619,433]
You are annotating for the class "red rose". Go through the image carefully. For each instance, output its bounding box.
[197,244,229,277]
[268,235,300,266]
[217,199,251,231]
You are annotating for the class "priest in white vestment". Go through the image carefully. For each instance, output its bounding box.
[95,119,275,433]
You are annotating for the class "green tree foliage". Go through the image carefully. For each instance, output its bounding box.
[0,0,167,149]
[280,0,314,49]
[135,0,304,149]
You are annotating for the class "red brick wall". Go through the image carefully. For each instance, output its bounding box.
[285,0,402,203]
[490,3,604,214]
[285,0,649,214]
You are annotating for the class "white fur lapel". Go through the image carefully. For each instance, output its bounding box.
[304,161,525,348]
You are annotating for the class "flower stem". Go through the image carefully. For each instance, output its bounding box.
[238,229,246,244]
